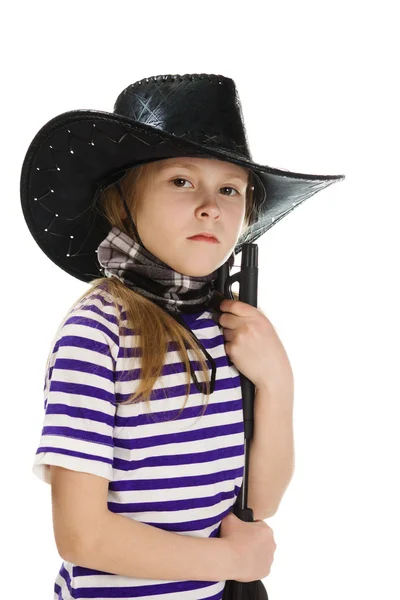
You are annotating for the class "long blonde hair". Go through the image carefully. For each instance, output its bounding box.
[66,160,257,421]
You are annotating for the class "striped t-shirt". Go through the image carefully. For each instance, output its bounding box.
[32,287,245,600]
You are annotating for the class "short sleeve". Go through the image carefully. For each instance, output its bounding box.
[32,294,120,485]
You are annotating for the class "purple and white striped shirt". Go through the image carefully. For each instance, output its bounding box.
[32,288,245,599]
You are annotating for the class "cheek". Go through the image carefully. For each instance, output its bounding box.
[228,203,246,229]
[150,205,182,240]
[142,199,169,225]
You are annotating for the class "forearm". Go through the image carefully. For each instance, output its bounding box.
[65,510,235,582]
[247,384,295,519]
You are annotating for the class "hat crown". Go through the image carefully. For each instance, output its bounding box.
[113,73,252,160]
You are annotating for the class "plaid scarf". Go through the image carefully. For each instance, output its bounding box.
[96,225,224,315]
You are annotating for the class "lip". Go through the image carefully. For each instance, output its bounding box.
[187,232,219,243]
[188,235,219,244]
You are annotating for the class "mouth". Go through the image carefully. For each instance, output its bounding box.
[187,235,219,244]
[187,232,220,243]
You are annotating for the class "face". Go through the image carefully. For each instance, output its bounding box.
[131,156,249,276]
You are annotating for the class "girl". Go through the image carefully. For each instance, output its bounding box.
[21,73,345,599]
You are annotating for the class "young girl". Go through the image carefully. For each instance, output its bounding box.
[21,73,345,599]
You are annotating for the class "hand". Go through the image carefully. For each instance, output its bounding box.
[219,511,276,583]
[219,298,294,395]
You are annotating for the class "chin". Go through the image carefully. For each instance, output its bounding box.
[182,268,215,277]
[175,263,218,277]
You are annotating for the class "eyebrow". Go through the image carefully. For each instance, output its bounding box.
[159,162,248,182]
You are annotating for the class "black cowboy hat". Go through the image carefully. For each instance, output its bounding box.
[20,72,345,283]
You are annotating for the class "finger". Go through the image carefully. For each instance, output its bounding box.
[222,329,234,342]
[219,312,238,328]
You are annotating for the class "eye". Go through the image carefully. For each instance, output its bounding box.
[172,178,192,188]
[171,178,240,196]
[220,186,240,197]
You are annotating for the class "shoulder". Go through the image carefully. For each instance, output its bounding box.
[55,284,124,351]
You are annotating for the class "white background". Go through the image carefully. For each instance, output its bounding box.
[3,0,399,598]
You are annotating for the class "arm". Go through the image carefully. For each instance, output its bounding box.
[247,383,295,520]
[65,510,236,582]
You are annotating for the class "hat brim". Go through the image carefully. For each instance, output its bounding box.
[20,109,345,283]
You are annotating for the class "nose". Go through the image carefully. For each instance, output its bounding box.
[196,194,221,218]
